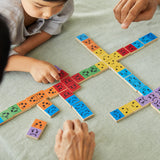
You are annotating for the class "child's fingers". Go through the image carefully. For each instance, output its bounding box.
[50,69,60,81]
[46,74,55,83]
[42,77,49,84]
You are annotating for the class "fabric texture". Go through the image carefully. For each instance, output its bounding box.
[0,0,160,160]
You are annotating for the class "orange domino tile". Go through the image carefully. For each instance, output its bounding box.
[31,119,47,130]
[36,90,49,101]
[17,99,32,111]
[82,38,95,47]
[37,99,52,110]
[25,94,40,107]
[44,86,58,99]
[87,43,100,52]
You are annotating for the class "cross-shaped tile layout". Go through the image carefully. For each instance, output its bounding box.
[0,32,158,126]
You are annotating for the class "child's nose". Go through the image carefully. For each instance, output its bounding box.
[43,9,53,19]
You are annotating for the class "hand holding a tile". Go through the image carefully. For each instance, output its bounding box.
[114,0,158,29]
[54,119,95,160]
[29,59,60,84]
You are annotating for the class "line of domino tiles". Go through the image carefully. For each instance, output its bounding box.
[26,119,47,140]
[76,32,159,122]
[0,32,158,126]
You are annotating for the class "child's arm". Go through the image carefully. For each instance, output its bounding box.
[5,55,60,83]
[13,31,52,56]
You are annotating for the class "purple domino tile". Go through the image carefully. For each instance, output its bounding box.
[145,92,159,103]
[153,87,160,97]
[27,127,42,139]
[152,98,160,110]
[54,65,61,72]
[136,96,150,107]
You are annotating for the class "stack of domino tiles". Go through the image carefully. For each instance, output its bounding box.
[26,119,47,140]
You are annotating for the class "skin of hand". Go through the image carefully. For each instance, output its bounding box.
[29,59,60,83]
[113,0,158,29]
[54,119,96,160]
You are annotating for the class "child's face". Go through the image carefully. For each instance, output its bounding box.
[21,0,64,19]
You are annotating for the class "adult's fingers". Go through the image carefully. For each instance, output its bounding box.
[81,122,88,133]
[73,119,82,132]
[88,132,96,160]
[114,0,128,24]
[55,129,63,144]
[63,120,74,131]
[121,0,148,29]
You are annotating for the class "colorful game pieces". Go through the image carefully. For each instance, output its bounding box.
[36,90,49,102]
[26,119,47,140]
[59,70,69,80]
[131,40,144,50]
[88,65,101,76]
[116,47,130,57]
[65,95,81,107]
[37,99,60,118]
[44,86,58,99]
[0,109,14,125]
[138,85,152,96]
[59,89,74,100]
[118,68,132,79]
[25,94,40,107]
[71,73,86,84]
[79,68,92,80]
[53,82,67,93]
[136,96,150,107]
[17,99,32,112]
[110,109,125,122]
[95,61,109,71]
[76,33,89,41]
[72,101,94,120]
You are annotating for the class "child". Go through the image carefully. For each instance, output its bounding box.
[0,14,11,83]
[0,0,74,84]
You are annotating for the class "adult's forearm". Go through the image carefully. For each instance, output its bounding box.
[14,31,52,56]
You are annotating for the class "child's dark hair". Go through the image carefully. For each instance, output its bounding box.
[0,14,10,83]
[43,0,68,2]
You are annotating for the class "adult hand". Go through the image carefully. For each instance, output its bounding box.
[114,0,158,29]
[54,119,95,160]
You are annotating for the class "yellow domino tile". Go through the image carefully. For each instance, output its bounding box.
[111,62,125,72]
[105,59,116,67]
[95,61,109,71]
[119,105,134,116]
[100,53,111,63]
[109,51,123,61]
[126,100,143,112]
[93,48,108,56]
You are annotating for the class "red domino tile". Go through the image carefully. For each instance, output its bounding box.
[53,82,67,93]
[71,73,85,84]
[125,44,137,53]
[61,77,74,86]
[117,47,129,56]
[66,82,81,93]
[59,70,69,80]
[59,89,74,99]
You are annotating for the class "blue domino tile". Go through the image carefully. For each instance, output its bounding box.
[125,75,145,91]
[44,104,59,117]
[76,34,89,41]
[72,101,93,120]
[138,85,152,96]
[145,32,158,41]
[110,109,125,121]
[139,35,152,45]
[66,95,81,106]
[131,40,144,49]
[0,117,4,124]
[118,68,132,78]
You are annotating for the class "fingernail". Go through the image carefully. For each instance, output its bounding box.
[121,23,128,29]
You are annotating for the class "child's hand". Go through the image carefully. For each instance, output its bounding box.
[113,0,158,29]
[29,59,60,83]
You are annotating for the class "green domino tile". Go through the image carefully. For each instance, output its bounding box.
[8,104,22,116]
[0,109,14,121]
[79,68,92,79]
[88,65,100,76]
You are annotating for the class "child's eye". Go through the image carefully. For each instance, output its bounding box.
[35,5,42,8]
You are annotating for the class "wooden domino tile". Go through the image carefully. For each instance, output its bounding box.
[95,61,109,71]
[153,86,160,97]
[65,95,81,107]
[110,109,125,122]
[59,89,73,100]
[36,90,49,102]
[81,38,95,47]
[26,119,47,140]
[116,47,130,57]
[25,94,40,107]
[151,98,160,113]
[110,62,125,73]
[93,48,109,60]
[118,104,134,118]
[44,86,58,99]
[124,74,145,91]
[88,65,101,77]
[54,65,61,72]
[124,44,137,54]
[79,68,92,80]
[76,33,89,42]
[105,59,117,68]
[109,51,123,61]
[117,68,132,79]
[53,82,67,93]
[8,104,22,117]
[135,96,150,107]
[145,92,159,103]
[0,109,14,125]
[59,70,69,80]
[100,54,112,63]
[71,73,86,84]
[65,82,81,93]
[131,40,144,50]
[138,85,152,96]
[125,100,143,112]
[86,43,100,52]
[61,77,75,86]
[17,99,33,112]
[37,99,60,118]
[72,101,94,121]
